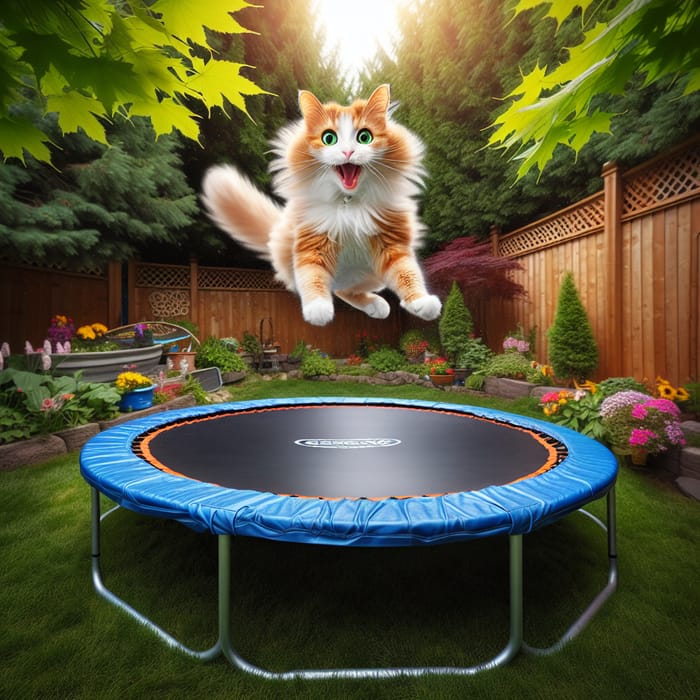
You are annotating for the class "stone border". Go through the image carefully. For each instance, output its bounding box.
[0,395,196,472]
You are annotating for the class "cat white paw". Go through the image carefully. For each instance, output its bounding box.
[364,297,391,319]
[402,295,442,320]
[302,298,335,326]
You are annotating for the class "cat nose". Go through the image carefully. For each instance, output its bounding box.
[342,150,354,160]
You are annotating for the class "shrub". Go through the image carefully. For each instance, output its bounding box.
[300,349,336,377]
[547,272,598,382]
[455,337,494,372]
[439,281,473,364]
[482,352,533,380]
[196,337,247,373]
[399,329,429,362]
[367,347,408,373]
[598,376,649,397]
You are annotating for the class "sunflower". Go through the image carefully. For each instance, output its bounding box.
[657,382,676,400]
[675,386,690,403]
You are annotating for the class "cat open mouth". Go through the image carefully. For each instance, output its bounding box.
[336,163,361,190]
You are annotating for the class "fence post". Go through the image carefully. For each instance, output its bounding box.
[602,161,623,378]
[189,256,199,330]
[107,261,123,328]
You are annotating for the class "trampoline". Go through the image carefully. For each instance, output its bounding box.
[80,397,618,679]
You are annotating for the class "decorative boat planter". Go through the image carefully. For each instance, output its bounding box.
[52,345,163,383]
[118,385,155,412]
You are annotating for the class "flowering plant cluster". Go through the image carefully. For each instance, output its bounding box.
[114,371,153,393]
[47,314,75,351]
[600,390,685,456]
[425,357,454,376]
[404,338,429,362]
[345,353,363,366]
[503,336,530,354]
[539,380,605,439]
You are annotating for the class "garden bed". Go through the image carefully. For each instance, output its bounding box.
[0,394,196,471]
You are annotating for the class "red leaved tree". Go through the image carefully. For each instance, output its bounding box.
[423,236,526,336]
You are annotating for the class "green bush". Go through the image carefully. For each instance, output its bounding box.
[300,350,336,377]
[482,352,533,379]
[598,376,648,397]
[547,272,598,382]
[367,347,408,373]
[196,337,247,373]
[439,281,473,364]
[456,337,494,372]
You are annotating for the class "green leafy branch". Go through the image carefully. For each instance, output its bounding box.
[0,0,268,165]
[488,0,700,178]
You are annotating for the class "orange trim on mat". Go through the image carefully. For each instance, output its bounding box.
[134,404,566,500]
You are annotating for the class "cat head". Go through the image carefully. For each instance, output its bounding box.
[272,85,424,202]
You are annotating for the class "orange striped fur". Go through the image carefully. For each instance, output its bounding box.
[202,85,441,326]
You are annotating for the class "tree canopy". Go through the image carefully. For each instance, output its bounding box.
[0,0,265,166]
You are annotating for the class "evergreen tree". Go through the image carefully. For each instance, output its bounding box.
[547,272,598,382]
[0,114,197,266]
[439,281,473,365]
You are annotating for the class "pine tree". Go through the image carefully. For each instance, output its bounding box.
[439,281,473,365]
[547,272,598,382]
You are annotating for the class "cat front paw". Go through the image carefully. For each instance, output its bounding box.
[402,295,442,321]
[302,298,335,326]
[364,296,391,319]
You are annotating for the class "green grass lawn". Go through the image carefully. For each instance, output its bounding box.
[2,379,698,699]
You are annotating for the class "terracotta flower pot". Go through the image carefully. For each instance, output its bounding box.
[430,374,454,387]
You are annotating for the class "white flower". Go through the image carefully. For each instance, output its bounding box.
[25,341,34,353]
[1,342,9,358]
[42,352,52,371]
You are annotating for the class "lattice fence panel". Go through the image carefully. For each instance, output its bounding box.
[135,264,190,288]
[198,267,285,290]
[498,194,605,257]
[0,255,105,278]
[622,142,700,216]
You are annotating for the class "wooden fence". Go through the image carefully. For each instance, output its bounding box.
[485,136,700,386]
[1,137,698,385]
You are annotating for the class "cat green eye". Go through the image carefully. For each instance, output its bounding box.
[356,128,373,145]
[321,130,338,146]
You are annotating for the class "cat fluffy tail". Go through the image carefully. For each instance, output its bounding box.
[201,166,281,259]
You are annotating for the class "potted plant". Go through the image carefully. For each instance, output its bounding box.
[115,371,155,412]
[599,390,686,465]
[425,357,455,387]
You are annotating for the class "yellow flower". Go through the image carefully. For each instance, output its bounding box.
[91,323,108,336]
[76,325,96,340]
[675,387,690,403]
[115,371,153,393]
[657,383,676,400]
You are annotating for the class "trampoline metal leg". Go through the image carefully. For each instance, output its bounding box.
[89,487,222,662]
[523,486,618,656]
[218,533,524,679]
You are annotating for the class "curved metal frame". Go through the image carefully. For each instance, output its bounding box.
[90,487,617,678]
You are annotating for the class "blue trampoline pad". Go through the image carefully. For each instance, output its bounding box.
[80,398,617,547]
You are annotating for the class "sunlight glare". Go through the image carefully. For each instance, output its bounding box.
[314,0,406,90]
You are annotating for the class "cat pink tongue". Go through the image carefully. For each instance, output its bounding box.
[336,163,361,190]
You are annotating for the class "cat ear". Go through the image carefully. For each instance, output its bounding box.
[364,84,391,123]
[298,90,325,122]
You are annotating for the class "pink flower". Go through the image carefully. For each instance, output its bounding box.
[41,398,56,412]
[631,404,648,420]
[629,428,657,447]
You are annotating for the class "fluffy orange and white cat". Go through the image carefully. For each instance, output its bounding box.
[201,84,441,326]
